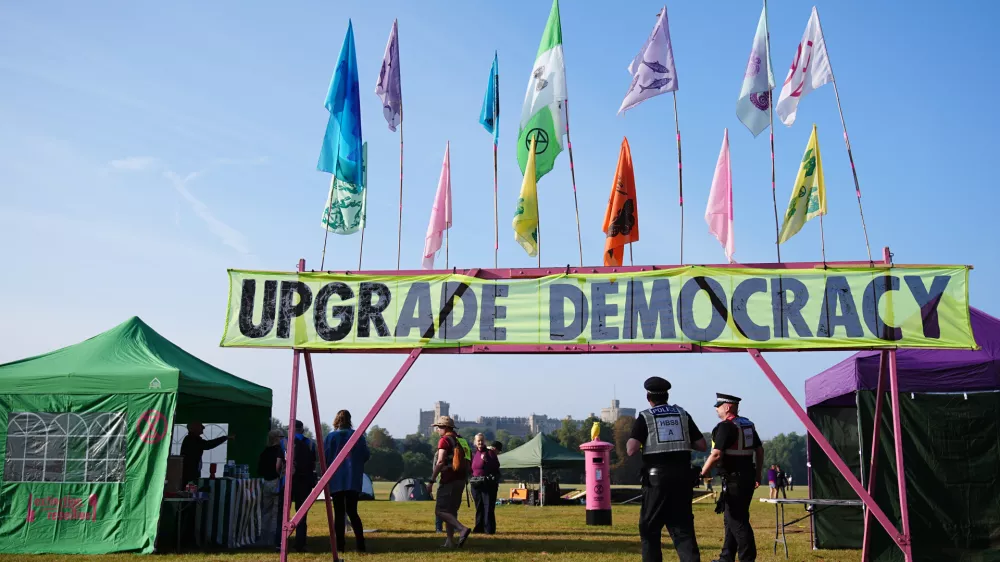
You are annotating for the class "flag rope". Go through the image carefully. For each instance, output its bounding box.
[672,92,684,264]
[564,100,584,267]
[764,0,781,263]
[815,11,873,264]
[396,119,404,270]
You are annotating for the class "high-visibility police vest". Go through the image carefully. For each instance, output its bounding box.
[640,404,692,455]
[722,416,757,457]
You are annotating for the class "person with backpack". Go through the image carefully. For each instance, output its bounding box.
[427,416,472,548]
[290,420,317,553]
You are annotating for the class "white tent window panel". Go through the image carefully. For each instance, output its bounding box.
[4,412,126,483]
[171,423,229,477]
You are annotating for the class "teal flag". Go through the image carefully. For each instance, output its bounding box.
[317,21,364,186]
[479,53,499,143]
[322,142,367,234]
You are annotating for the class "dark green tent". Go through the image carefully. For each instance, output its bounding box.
[0,317,271,554]
[499,433,585,505]
[498,433,586,470]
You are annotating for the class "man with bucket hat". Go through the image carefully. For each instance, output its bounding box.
[428,416,472,548]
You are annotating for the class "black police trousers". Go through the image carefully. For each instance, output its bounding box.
[639,469,701,562]
[718,473,757,562]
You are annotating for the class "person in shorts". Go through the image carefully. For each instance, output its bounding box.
[428,416,471,548]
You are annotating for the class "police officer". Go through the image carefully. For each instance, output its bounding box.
[627,376,708,562]
[700,394,763,562]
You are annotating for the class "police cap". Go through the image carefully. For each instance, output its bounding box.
[644,377,672,393]
[714,393,741,408]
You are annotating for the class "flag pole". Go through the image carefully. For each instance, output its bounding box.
[815,11,873,264]
[563,101,584,267]
[819,214,828,265]
[396,118,404,270]
[358,144,368,271]
[493,70,500,269]
[764,0,781,263]
[536,194,541,268]
[320,178,335,270]
[493,141,499,268]
[629,244,634,267]
[672,92,684,265]
[446,226,449,269]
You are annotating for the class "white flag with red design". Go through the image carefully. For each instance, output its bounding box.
[776,7,834,126]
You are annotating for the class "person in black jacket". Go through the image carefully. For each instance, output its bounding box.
[180,422,232,485]
[287,420,317,553]
[258,429,285,550]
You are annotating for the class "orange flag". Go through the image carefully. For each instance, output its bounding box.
[602,137,639,266]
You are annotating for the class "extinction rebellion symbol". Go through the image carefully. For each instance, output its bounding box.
[136,409,166,445]
[525,128,550,155]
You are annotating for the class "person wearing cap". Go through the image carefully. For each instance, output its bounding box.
[180,422,234,485]
[627,376,707,562]
[428,416,472,548]
[700,393,763,562]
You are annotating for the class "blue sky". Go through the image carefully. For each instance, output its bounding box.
[2,1,997,440]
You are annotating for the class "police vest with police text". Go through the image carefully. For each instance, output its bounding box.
[640,404,692,455]
[722,416,756,457]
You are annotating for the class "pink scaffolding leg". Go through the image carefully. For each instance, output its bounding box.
[289,348,423,531]
[279,350,301,562]
[861,351,889,561]
[747,349,909,552]
[887,349,914,561]
[304,352,339,561]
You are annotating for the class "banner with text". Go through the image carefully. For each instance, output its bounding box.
[221,266,974,351]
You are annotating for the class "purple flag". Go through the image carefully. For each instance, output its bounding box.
[619,7,678,114]
[375,19,403,131]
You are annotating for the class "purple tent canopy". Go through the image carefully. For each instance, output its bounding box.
[806,308,1000,408]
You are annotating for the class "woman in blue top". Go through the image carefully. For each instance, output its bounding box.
[324,410,371,554]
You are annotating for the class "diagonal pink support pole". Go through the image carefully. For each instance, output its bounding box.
[747,348,909,551]
[304,352,339,561]
[887,349,914,561]
[861,351,889,561]
[279,349,301,562]
[290,348,423,529]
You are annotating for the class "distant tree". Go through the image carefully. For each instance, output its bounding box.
[402,433,433,458]
[691,432,712,467]
[368,448,404,481]
[368,425,396,451]
[270,417,286,431]
[610,415,642,484]
[320,422,333,440]
[507,436,526,450]
[763,432,807,482]
[495,429,512,448]
[554,417,581,450]
[401,451,432,479]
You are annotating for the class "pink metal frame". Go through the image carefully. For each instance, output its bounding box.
[271,249,917,562]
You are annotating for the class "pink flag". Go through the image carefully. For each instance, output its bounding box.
[705,129,734,263]
[422,142,452,269]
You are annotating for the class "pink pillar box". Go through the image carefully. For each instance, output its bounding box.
[579,440,614,525]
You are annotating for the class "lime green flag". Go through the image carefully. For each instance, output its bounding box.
[779,124,826,243]
[513,137,540,256]
[517,0,566,181]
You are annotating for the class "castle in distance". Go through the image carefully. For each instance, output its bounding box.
[417,399,635,438]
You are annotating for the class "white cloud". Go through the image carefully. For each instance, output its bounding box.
[164,170,251,256]
[110,156,160,171]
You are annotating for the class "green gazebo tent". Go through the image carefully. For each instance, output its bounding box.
[499,433,584,505]
[0,316,271,555]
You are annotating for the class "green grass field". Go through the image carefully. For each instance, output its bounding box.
[5,483,859,561]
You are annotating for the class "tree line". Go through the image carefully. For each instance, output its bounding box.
[271,416,807,484]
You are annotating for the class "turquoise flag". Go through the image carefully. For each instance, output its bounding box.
[479,53,499,143]
[318,20,363,186]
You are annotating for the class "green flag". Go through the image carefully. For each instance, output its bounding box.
[517,0,566,181]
